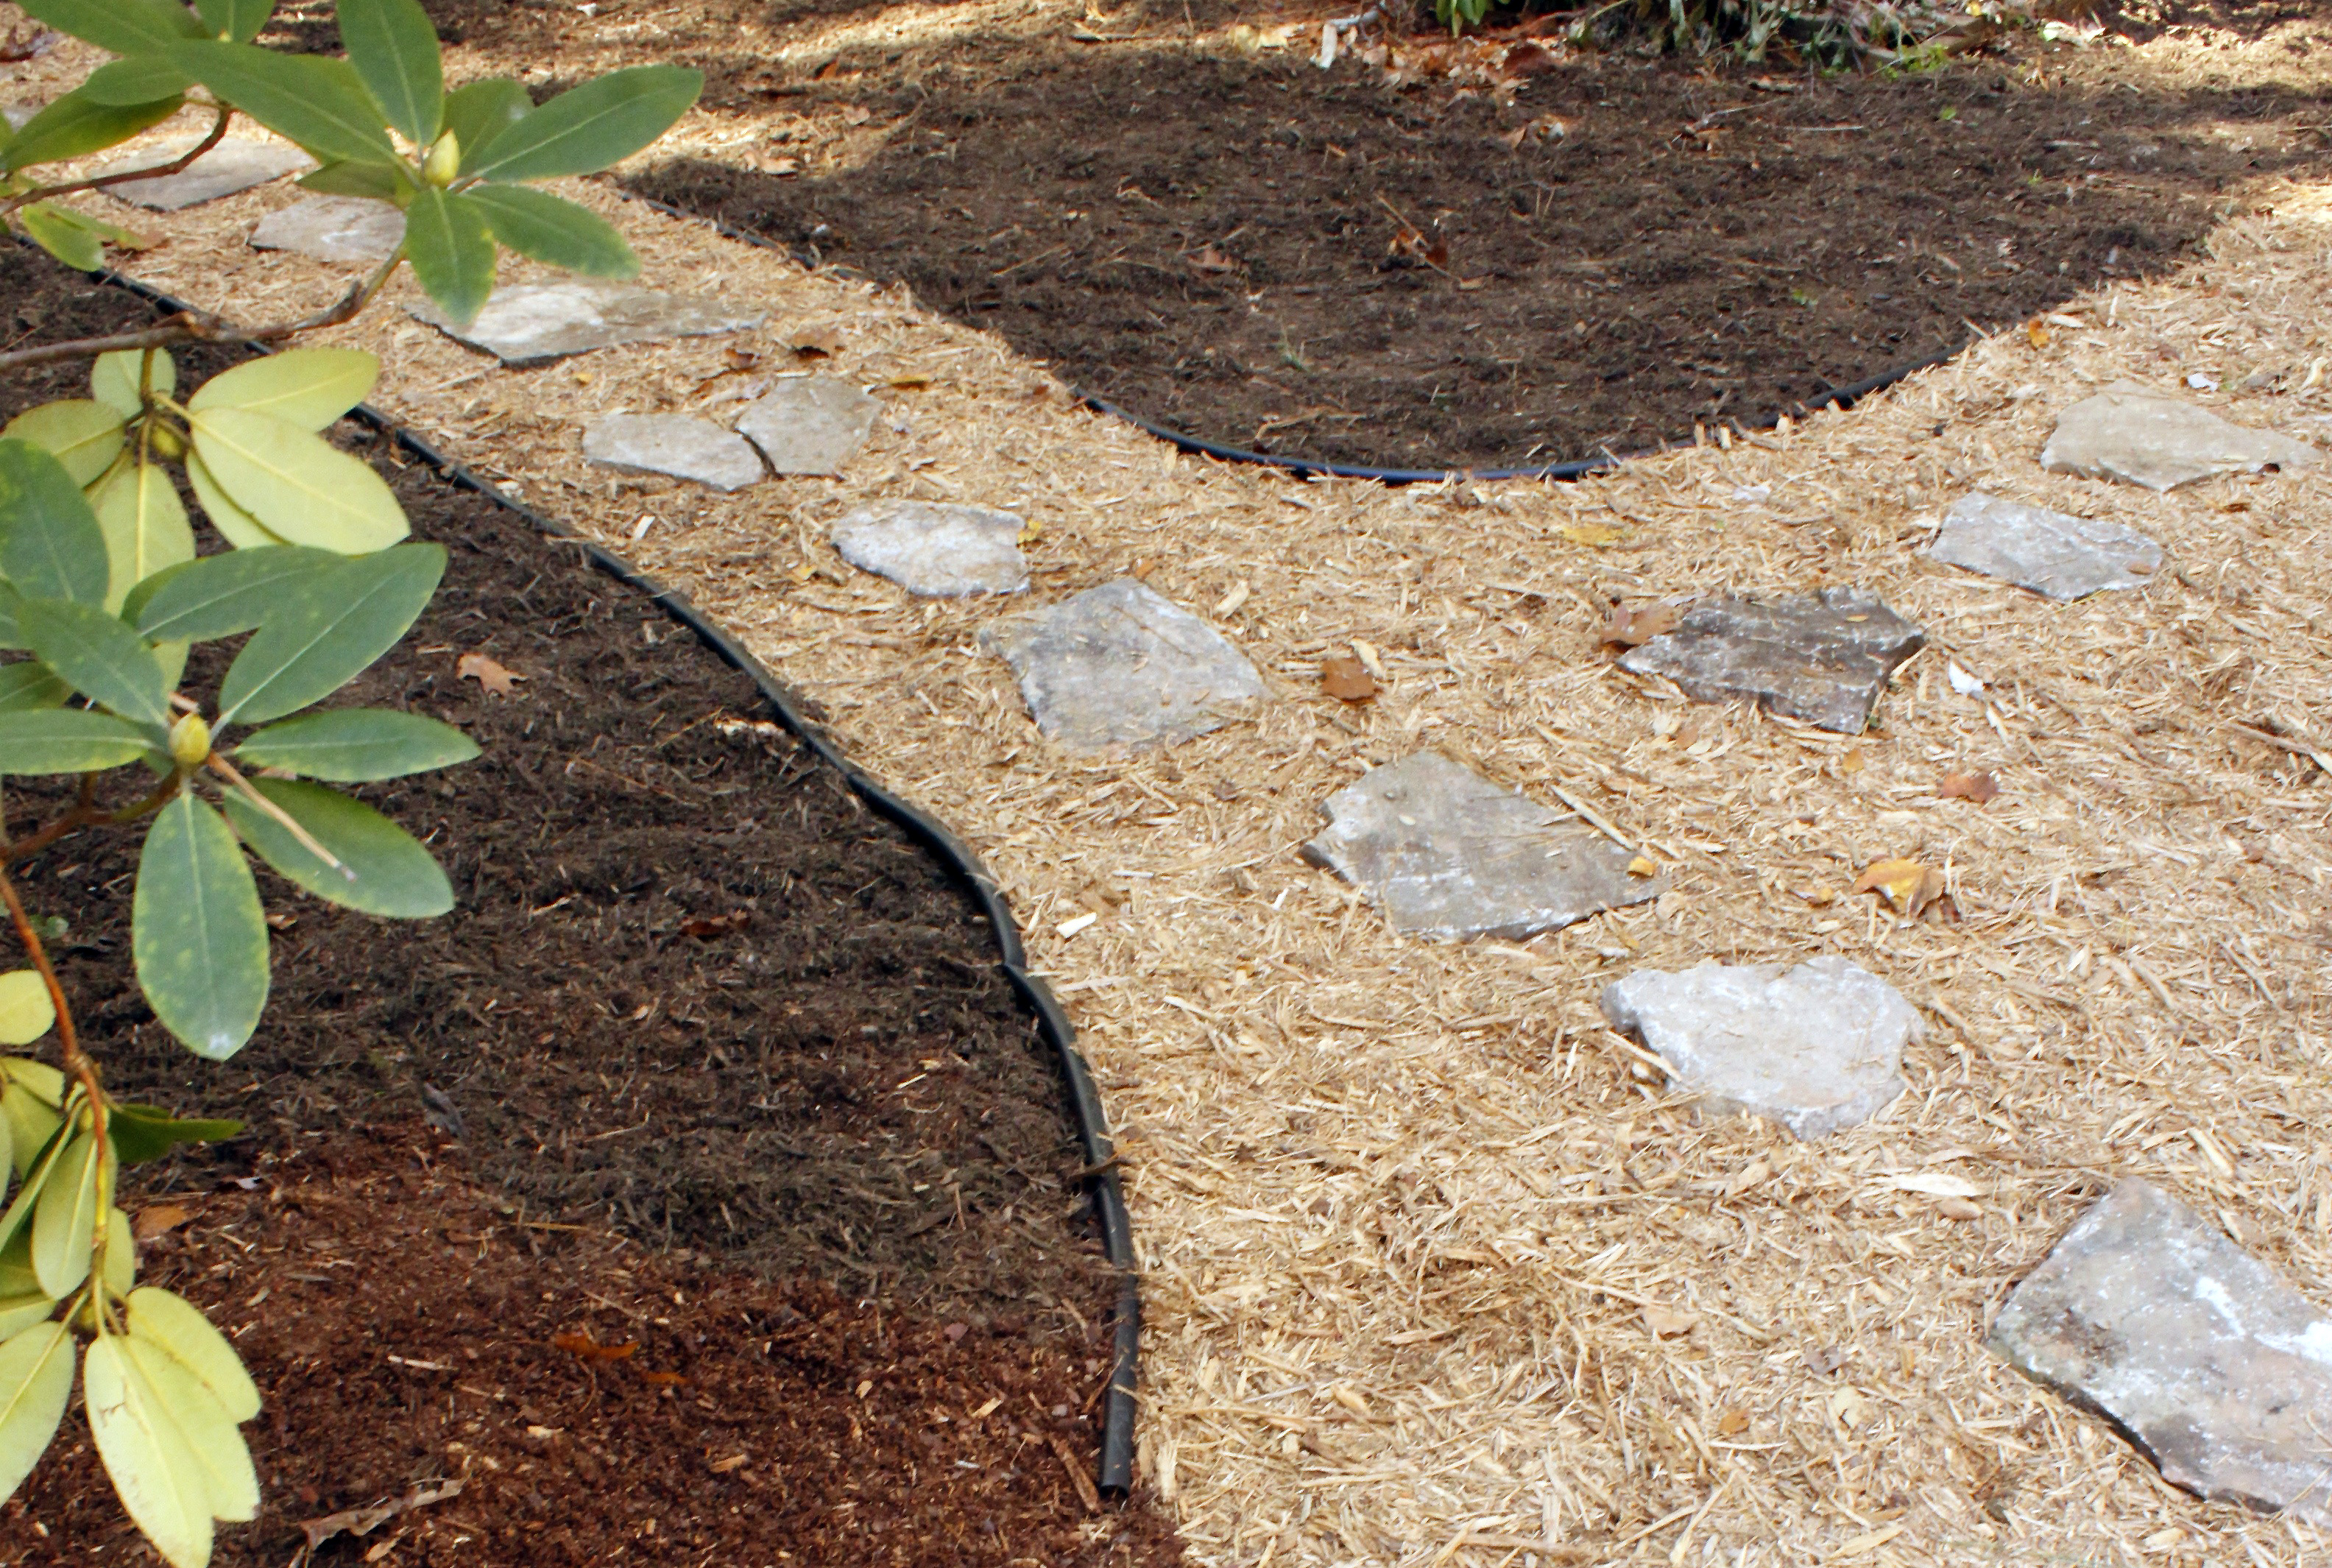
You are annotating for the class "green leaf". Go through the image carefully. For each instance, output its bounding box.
[0,709,156,774]
[132,545,335,643]
[90,461,196,613]
[92,350,178,422]
[337,0,442,148]
[0,1321,74,1507]
[17,0,205,56]
[216,544,442,726]
[84,1334,217,1568]
[235,707,476,781]
[187,347,378,433]
[441,78,531,169]
[0,439,110,605]
[0,1126,63,1257]
[0,587,16,651]
[186,408,408,555]
[17,600,169,730]
[194,0,275,43]
[135,794,269,1062]
[124,1335,258,1521]
[25,202,152,258]
[101,1205,134,1299]
[30,1128,99,1298]
[184,449,287,551]
[296,158,412,205]
[3,88,184,174]
[125,1288,258,1422]
[169,40,397,165]
[0,663,71,713]
[462,64,702,183]
[0,1226,54,1340]
[0,400,124,488]
[80,57,194,107]
[0,976,52,1050]
[403,187,495,328]
[14,202,101,270]
[464,183,637,278]
[107,1104,244,1167]
[223,777,452,917]
[0,1065,63,1182]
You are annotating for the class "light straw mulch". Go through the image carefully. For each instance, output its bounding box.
[8,9,2332,1564]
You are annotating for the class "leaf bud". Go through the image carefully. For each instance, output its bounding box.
[168,714,211,769]
[147,421,186,461]
[423,131,461,188]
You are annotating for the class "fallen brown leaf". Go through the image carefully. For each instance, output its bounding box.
[295,1480,464,1565]
[132,1204,192,1243]
[1854,858,1948,918]
[1603,601,1678,647]
[789,325,846,358]
[1320,654,1377,703]
[681,911,752,939]
[2027,319,2052,349]
[1716,1408,1750,1436]
[1642,1305,1701,1339]
[1188,245,1235,274]
[709,1452,750,1473]
[1939,770,2001,804]
[552,1330,638,1363]
[456,651,523,696]
[640,1369,688,1388]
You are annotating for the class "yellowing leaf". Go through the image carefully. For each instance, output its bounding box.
[1853,858,1925,908]
[91,350,177,422]
[90,461,196,614]
[186,349,380,434]
[31,1129,101,1299]
[1,400,125,487]
[184,451,289,551]
[125,1289,259,1424]
[1625,855,1658,877]
[124,1337,257,1522]
[188,409,409,556]
[85,1335,216,1568]
[0,1321,74,1506]
[1559,520,1626,548]
[102,1206,135,1301]
[0,974,54,1048]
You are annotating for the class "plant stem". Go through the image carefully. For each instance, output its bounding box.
[2,776,182,867]
[0,244,409,375]
[0,862,105,1156]
[0,105,235,224]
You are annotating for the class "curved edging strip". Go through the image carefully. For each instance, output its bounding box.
[615,187,1960,484]
[79,261,1141,1500]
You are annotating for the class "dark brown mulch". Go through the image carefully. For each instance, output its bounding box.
[0,252,1176,1562]
[6,1122,1182,1567]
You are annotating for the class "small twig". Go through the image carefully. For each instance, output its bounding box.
[1,105,233,222]
[0,241,407,374]
[3,776,181,866]
[206,755,351,878]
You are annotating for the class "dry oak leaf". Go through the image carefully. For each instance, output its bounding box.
[553,1330,638,1363]
[1603,601,1678,647]
[457,651,524,696]
[132,1204,192,1242]
[1321,654,1378,703]
[1939,769,2001,804]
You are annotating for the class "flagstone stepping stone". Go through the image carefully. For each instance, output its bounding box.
[734,378,880,477]
[1617,588,1924,735]
[2,105,34,131]
[979,579,1263,752]
[2041,382,2320,492]
[98,138,313,211]
[410,281,766,367]
[582,414,765,492]
[1929,492,2163,601]
[1992,1178,2332,1524]
[249,196,405,264]
[831,501,1028,596]
[1302,753,1654,942]
[1600,957,1915,1136]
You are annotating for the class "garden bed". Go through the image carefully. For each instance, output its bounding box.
[364,0,2329,468]
[0,247,1179,1567]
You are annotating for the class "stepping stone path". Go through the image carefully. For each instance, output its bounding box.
[831,501,1028,596]
[1992,1179,2332,1524]
[2041,382,2320,491]
[1303,754,1654,941]
[980,579,1263,753]
[98,138,312,210]
[411,281,765,367]
[1929,492,2163,600]
[1600,957,1915,1137]
[1618,588,1925,734]
[735,377,880,476]
[582,414,764,493]
[249,196,405,264]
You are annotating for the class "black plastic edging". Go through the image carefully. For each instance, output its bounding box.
[74,260,1140,1499]
[615,187,1960,484]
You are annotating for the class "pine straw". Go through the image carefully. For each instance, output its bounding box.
[11,10,2332,1566]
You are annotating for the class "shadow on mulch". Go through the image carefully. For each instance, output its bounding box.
[0,250,1179,1564]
